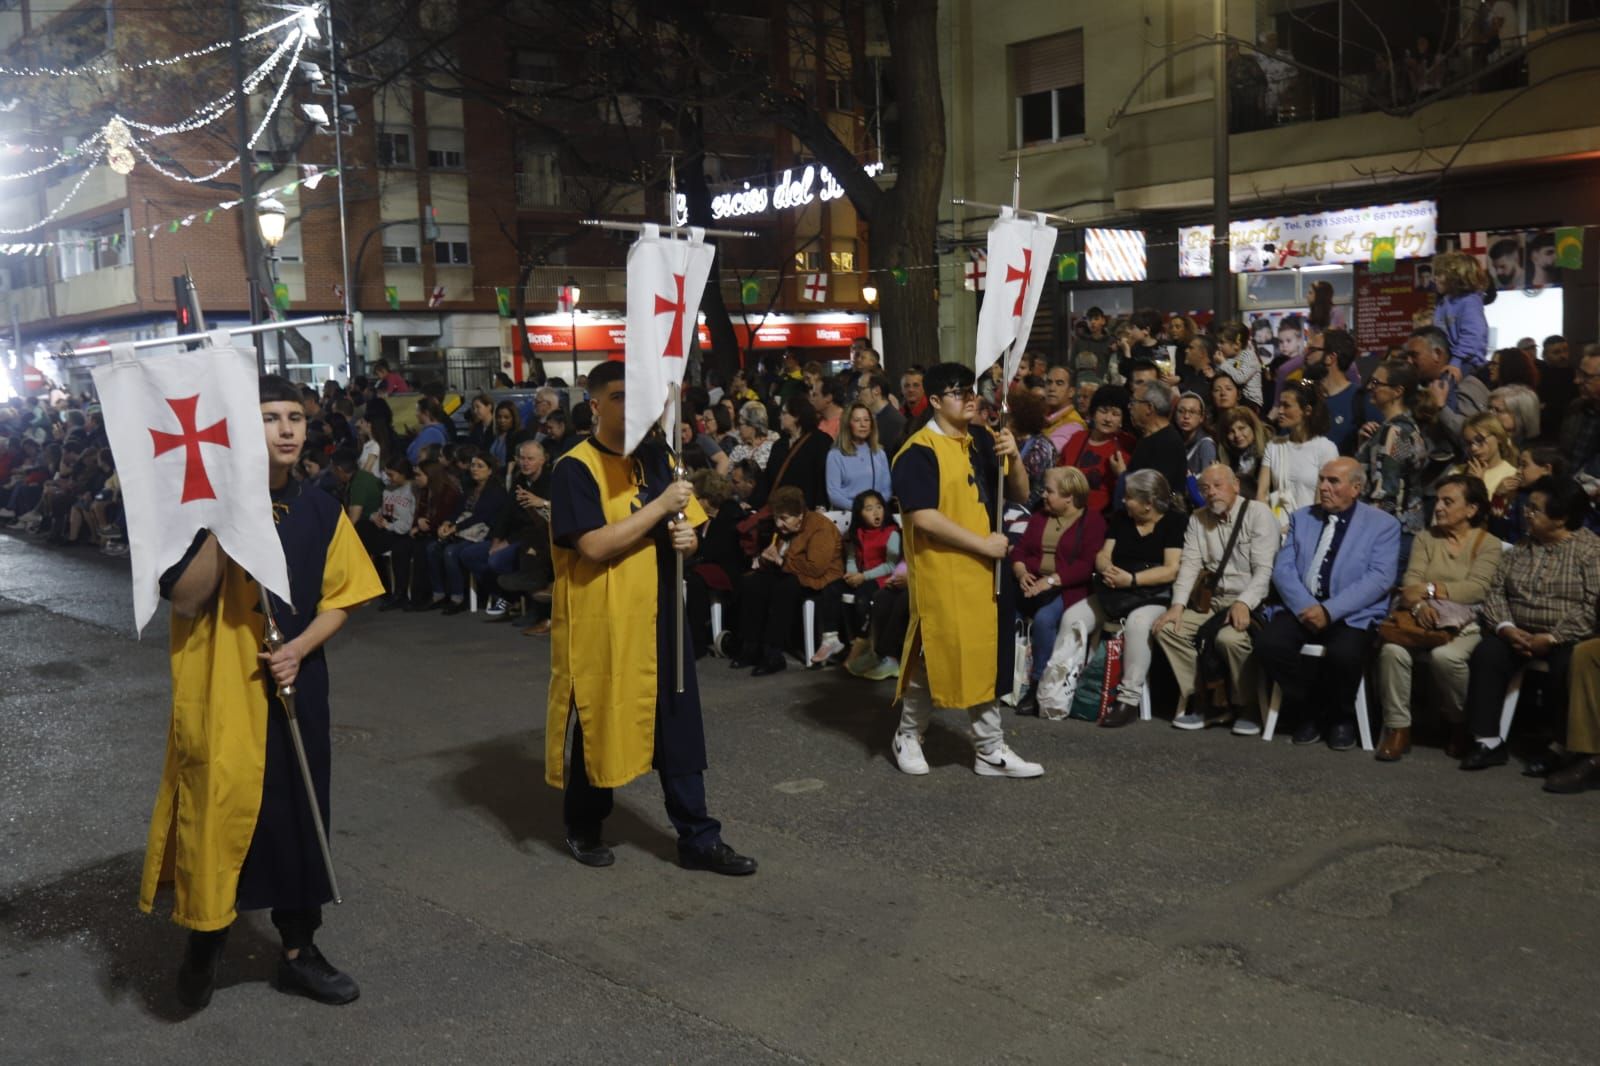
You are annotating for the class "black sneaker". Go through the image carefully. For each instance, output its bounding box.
[1291,720,1323,746]
[275,945,360,1005]
[677,840,758,876]
[564,834,615,867]
[1326,720,1358,752]
[1459,741,1509,771]
[175,928,229,1010]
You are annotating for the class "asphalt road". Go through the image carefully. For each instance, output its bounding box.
[2,529,1598,1064]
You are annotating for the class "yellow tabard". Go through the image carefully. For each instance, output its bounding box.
[544,440,706,790]
[894,424,999,708]
[138,510,382,931]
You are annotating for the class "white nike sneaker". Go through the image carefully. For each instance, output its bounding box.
[974,745,1044,778]
[892,733,929,776]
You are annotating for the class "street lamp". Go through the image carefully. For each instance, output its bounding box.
[862,283,878,356]
[564,275,581,385]
[257,197,289,375]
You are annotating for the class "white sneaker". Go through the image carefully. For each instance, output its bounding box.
[892,733,929,775]
[1172,712,1206,731]
[483,596,508,619]
[974,745,1044,778]
[1231,717,1262,737]
[810,635,845,666]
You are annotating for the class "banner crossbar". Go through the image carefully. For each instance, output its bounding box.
[60,315,345,361]
[951,198,1073,226]
[580,219,759,240]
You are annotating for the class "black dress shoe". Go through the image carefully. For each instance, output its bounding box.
[275,945,360,1005]
[729,653,757,670]
[1014,690,1040,717]
[1100,701,1139,728]
[1544,755,1600,794]
[751,656,786,677]
[176,928,229,1010]
[1521,747,1569,778]
[678,841,758,876]
[1326,720,1358,752]
[1459,741,1509,771]
[1291,721,1323,746]
[564,835,615,867]
[377,596,405,612]
[440,600,469,616]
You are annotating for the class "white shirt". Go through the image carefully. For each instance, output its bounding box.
[1264,436,1337,528]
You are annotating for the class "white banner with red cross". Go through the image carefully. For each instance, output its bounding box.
[625,223,716,454]
[90,336,291,634]
[974,208,1058,385]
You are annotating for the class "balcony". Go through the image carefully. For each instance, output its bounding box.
[53,263,135,318]
[47,165,127,220]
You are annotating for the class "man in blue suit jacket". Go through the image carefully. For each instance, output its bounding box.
[1259,457,1401,750]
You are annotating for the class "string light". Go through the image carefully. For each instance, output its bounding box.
[0,8,313,78]
[0,146,110,235]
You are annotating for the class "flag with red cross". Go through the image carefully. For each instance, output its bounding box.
[799,272,829,303]
[90,335,291,634]
[973,207,1058,385]
[624,222,716,454]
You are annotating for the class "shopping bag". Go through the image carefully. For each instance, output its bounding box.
[1035,618,1091,720]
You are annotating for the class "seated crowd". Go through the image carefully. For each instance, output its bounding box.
[6,308,1600,795]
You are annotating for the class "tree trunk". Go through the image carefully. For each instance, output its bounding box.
[676,109,743,385]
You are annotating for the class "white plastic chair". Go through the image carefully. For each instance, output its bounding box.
[467,573,478,613]
[1500,658,1550,740]
[1260,643,1374,751]
[802,597,817,663]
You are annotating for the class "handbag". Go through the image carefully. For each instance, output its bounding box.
[1376,608,1453,650]
[1096,563,1167,620]
[1000,618,1032,708]
[1187,504,1248,613]
[1067,636,1124,722]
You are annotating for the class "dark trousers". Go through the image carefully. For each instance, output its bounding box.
[1256,611,1370,730]
[872,584,910,660]
[562,716,719,851]
[1464,632,1574,741]
[187,906,321,958]
[387,535,431,604]
[738,568,804,659]
[819,578,877,639]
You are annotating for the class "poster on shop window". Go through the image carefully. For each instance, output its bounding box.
[1434,230,1565,292]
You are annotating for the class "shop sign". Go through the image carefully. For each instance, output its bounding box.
[524,319,868,353]
[1179,201,1437,277]
[674,162,886,224]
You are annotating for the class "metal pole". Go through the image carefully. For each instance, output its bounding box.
[326,1,357,378]
[268,251,287,375]
[259,587,342,904]
[1212,0,1234,321]
[994,157,1022,596]
[667,160,686,694]
[569,304,578,385]
[229,0,266,373]
[68,315,343,360]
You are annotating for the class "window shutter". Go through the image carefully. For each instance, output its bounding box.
[1012,30,1084,96]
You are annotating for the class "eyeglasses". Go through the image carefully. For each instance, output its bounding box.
[939,388,977,401]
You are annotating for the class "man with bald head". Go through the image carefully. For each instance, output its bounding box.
[1153,463,1279,732]
[1257,457,1400,751]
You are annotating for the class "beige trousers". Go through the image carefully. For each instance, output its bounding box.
[1568,638,1600,755]
[1154,603,1258,711]
[1373,631,1480,728]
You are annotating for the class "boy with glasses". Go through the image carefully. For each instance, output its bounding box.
[888,362,1043,779]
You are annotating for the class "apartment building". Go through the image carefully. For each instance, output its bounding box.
[939,1,1600,363]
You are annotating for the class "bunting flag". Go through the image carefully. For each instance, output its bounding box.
[555,283,577,313]
[973,208,1058,382]
[963,250,987,292]
[428,284,446,308]
[1057,253,1079,282]
[384,285,400,310]
[495,287,512,316]
[800,272,828,302]
[1555,227,1584,269]
[624,222,715,454]
[272,283,291,312]
[890,267,908,286]
[740,278,761,305]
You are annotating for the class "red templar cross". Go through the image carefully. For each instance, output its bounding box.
[1006,248,1033,317]
[150,395,230,504]
[654,272,688,358]
[804,274,827,301]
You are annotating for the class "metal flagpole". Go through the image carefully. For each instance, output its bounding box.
[990,158,1023,595]
[65,315,344,361]
[258,586,343,904]
[666,159,687,694]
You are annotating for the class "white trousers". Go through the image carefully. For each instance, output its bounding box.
[897,651,1005,756]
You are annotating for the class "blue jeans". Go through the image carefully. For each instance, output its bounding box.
[425,540,471,599]
[459,540,519,582]
[1027,596,1066,684]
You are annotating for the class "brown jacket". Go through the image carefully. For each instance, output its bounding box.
[782,511,844,590]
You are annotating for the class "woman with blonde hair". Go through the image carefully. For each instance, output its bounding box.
[1431,250,1490,377]
[1451,409,1519,508]
[1218,407,1269,485]
[824,402,891,510]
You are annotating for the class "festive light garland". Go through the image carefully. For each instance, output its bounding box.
[0,8,312,78]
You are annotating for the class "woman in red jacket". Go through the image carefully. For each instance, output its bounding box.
[1009,466,1106,714]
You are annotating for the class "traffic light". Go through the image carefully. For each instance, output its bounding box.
[423,203,439,242]
[173,274,206,342]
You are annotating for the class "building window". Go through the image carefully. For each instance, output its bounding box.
[513,49,558,85]
[516,148,562,208]
[382,242,421,265]
[377,129,413,168]
[829,240,857,274]
[427,128,465,169]
[1011,30,1085,147]
[1,254,45,290]
[434,224,470,265]
[55,210,131,280]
